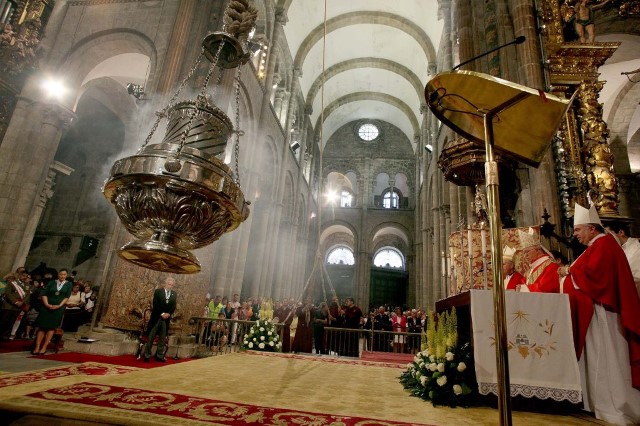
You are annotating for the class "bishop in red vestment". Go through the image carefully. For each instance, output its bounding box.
[559,204,640,425]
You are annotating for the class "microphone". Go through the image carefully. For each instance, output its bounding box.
[452,36,526,71]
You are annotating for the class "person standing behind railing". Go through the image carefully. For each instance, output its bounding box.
[342,297,363,357]
[391,307,407,353]
[313,302,329,354]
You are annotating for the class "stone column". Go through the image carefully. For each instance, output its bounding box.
[14,161,74,267]
[0,96,74,272]
[155,0,198,95]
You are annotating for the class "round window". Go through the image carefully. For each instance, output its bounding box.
[358,123,379,141]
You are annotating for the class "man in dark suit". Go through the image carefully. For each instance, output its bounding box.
[144,277,177,362]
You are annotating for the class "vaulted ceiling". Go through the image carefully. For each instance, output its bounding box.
[282,0,443,151]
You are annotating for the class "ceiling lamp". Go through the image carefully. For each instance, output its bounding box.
[102,0,256,274]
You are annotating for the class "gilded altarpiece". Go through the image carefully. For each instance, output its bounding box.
[448,227,541,295]
[538,0,626,227]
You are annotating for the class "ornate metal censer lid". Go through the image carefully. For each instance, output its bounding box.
[102,0,257,274]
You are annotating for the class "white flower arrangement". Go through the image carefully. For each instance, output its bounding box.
[399,308,475,407]
[242,319,282,353]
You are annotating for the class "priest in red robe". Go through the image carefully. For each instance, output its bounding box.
[502,245,524,290]
[559,203,640,425]
[517,228,560,293]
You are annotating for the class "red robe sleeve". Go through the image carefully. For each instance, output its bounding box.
[506,272,525,290]
[527,262,560,293]
[569,234,640,389]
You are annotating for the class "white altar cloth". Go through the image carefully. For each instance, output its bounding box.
[470,290,581,403]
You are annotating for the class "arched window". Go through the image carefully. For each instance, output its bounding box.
[382,189,400,209]
[340,190,353,207]
[373,247,404,269]
[326,246,355,265]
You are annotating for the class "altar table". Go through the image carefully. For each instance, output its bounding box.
[442,290,582,403]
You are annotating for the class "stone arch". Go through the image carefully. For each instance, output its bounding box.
[314,92,419,138]
[57,29,158,106]
[256,135,279,199]
[320,221,358,246]
[75,77,137,133]
[282,171,295,221]
[606,78,640,172]
[370,222,411,253]
[305,58,423,110]
[293,12,435,69]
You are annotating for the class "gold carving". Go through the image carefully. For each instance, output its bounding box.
[576,81,619,215]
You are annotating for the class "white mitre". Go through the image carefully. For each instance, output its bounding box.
[503,245,516,262]
[517,227,540,250]
[574,203,602,226]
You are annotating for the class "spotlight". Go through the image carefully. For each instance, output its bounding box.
[41,77,66,100]
[425,144,433,152]
[126,83,145,99]
[290,141,300,151]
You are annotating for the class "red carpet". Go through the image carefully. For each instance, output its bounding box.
[28,351,193,369]
[0,339,32,353]
[0,363,138,388]
[360,351,415,364]
[27,382,435,425]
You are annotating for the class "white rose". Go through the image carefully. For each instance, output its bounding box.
[269,341,274,346]
[276,342,282,347]
[437,363,445,373]
[406,363,414,369]
[250,328,254,333]
[260,327,265,332]
[429,355,436,362]
[253,338,257,342]
[457,362,466,372]
[453,384,463,395]
[436,375,447,387]
[419,362,425,368]
[243,340,248,345]
[268,331,272,336]
[258,342,265,349]
[244,334,248,339]
[260,336,265,341]
[415,371,422,379]
[413,355,420,363]
[420,376,428,386]
[445,352,454,361]
[248,342,254,348]
[428,363,437,372]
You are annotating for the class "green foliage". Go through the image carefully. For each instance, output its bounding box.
[400,308,476,408]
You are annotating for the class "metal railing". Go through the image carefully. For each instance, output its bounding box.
[189,317,423,358]
[190,317,285,357]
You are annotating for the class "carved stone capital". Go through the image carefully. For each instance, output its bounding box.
[275,7,288,25]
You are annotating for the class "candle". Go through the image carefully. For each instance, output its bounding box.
[481,229,487,257]
[467,227,473,258]
[441,251,445,277]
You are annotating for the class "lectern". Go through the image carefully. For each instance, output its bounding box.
[425,71,573,426]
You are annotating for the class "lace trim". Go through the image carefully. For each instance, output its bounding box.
[479,382,582,404]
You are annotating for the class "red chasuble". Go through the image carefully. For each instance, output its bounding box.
[566,233,640,390]
[526,257,560,293]
[505,271,525,290]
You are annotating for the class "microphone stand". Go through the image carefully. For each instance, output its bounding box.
[452,36,526,71]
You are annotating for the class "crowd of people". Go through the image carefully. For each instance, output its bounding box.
[0,267,98,354]
[198,292,428,357]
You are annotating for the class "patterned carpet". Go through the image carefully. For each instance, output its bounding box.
[0,351,606,425]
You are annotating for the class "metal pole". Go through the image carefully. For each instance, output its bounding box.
[483,112,512,426]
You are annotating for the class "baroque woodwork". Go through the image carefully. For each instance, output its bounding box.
[539,0,625,220]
